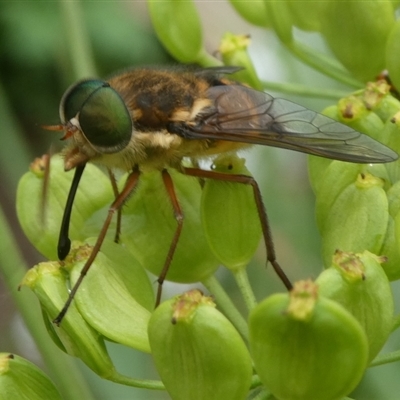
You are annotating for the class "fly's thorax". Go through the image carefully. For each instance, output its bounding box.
[63,129,207,172]
[95,130,212,171]
[88,134,250,172]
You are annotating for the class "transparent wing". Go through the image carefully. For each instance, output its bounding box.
[176,85,398,163]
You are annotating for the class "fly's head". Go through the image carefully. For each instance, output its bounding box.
[44,79,133,171]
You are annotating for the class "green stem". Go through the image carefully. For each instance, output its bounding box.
[0,81,34,191]
[109,373,164,390]
[202,275,249,340]
[266,2,362,89]
[59,0,97,78]
[391,314,400,332]
[0,207,96,400]
[195,49,223,68]
[284,41,363,89]
[261,80,350,100]
[369,350,400,368]
[233,267,258,312]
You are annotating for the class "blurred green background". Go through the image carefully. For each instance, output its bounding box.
[1,1,400,399]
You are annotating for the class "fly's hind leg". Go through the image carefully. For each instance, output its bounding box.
[182,167,293,291]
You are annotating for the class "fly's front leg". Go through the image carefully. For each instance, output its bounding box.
[183,167,293,291]
[53,167,141,325]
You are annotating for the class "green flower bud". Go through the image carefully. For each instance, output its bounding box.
[286,0,327,32]
[316,250,394,361]
[386,20,400,91]
[314,161,361,233]
[121,169,219,283]
[321,1,395,82]
[228,0,270,27]
[307,153,333,195]
[379,216,400,280]
[337,97,386,143]
[66,240,153,353]
[313,162,389,234]
[362,80,400,122]
[309,98,394,194]
[319,172,389,267]
[379,114,400,183]
[201,154,262,270]
[20,262,116,378]
[16,154,113,260]
[308,105,342,193]
[391,206,400,278]
[148,290,252,400]
[148,0,203,63]
[378,180,400,280]
[249,280,368,400]
[264,1,293,43]
[0,353,63,400]
[219,33,262,89]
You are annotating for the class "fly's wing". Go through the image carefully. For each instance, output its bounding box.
[176,85,398,163]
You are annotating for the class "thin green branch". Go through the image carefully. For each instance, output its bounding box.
[284,41,363,89]
[109,373,164,390]
[261,80,350,100]
[391,314,400,333]
[195,49,223,68]
[233,267,258,312]
[59,0,97,78]
[369,350,400,368]
[0,80,34,191]
[202,275,249,340]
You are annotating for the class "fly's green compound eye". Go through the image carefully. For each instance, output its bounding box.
[60,80,106,123]
[79,86,132,153]
[60,80,132,153]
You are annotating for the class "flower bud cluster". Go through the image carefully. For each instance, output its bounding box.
[235,1,399,84]
[317,251,394,362]
[309,82,400,280]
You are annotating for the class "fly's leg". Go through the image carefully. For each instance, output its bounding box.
[155,169,184,306]
[107,168,122,244]
[183,167,293,291]
[53,167,141,325]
